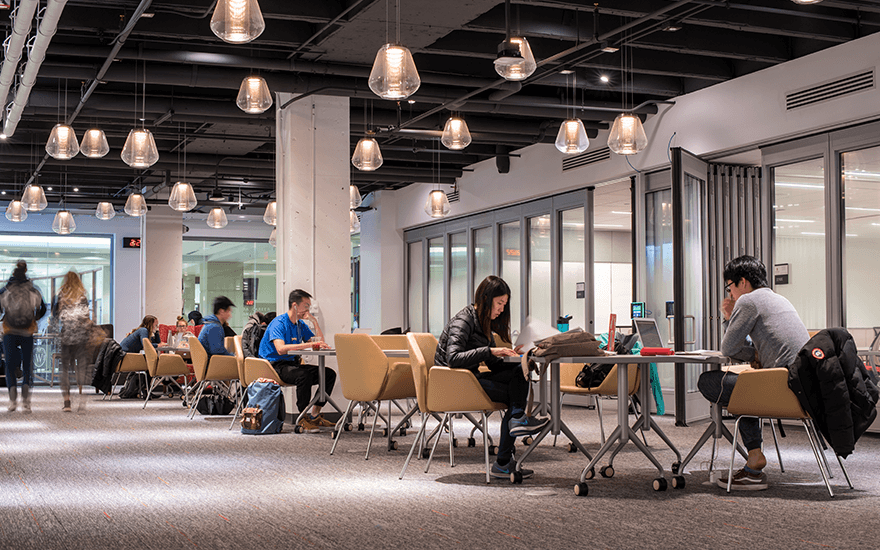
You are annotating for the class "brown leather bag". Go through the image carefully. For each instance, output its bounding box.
[240,407,263,430]
[520,329,605,378]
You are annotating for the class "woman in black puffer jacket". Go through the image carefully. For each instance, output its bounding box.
[435,275,548,479]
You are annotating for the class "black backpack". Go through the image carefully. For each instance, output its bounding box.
[574,332,640,389]
[243,323,266,358]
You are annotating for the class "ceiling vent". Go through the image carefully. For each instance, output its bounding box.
[446,186,460,203]
[562,147,611,172]
[786,69,874,111]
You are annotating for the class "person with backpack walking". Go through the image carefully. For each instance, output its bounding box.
[0,261,47,412]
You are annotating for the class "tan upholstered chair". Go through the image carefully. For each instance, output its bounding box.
[399,333,506,484]
[242,357,286,386]
[725,367,853,496]
[142,338,190,409]
[331,334,417,459]
[187,336,240,419]
[558,362,639,447]
[228,335,248,429]
[106,352,148,400]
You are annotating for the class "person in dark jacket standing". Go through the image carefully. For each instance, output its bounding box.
[435,275,549,479]
[0,260,47,413]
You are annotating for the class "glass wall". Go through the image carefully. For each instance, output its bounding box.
[473,226,493,291]
[449,232,467,315]
[500,221,522,336]
[842,145,880,329]
[528,215,551,327]
[560,208,585,331]
[593,180,633,332]
[427,237,444,335]
[407,241,423,331]
[182,239,276,333]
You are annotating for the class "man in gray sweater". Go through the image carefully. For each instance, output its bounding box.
[698,255,809,490]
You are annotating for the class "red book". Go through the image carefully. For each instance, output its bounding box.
[607,313,617,352]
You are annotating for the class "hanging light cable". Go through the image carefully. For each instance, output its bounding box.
[607,30,647,155]
[122,60,159,168]
[555,72,589,154]
[211,0,265,44]
[369,0,420,100]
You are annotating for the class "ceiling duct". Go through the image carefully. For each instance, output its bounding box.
[0,0,40,110]
[786,69,874,111]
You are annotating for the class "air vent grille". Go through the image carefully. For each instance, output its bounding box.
[447,188,460,203]
[786,69,874,110]
[562,147,611,172]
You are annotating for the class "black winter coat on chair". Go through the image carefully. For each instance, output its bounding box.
[788,328,880,458]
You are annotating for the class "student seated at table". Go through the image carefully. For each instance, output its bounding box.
[697,255,809,491]
[258,289,334,433]
[169,315,190,348]
[435,275,549,479]
[198,297,235,358]
[120,315,160,353]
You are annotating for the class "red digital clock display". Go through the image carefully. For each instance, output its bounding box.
[123,237,141,249]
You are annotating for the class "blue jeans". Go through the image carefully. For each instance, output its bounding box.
[697,369,762,451]
[4,334,34,389]
[477,367,529,464]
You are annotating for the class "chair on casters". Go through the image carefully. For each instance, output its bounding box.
[724,367,853,497]
[332,334,417,459]
[187,337,239,419]
[106,353,148,400]
[399,333,506,484]
[142,338,190,408]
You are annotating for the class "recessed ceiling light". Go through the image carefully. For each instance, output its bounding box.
[1,191,5,195]
[46,187,53,191]
[600,75,609,83]
[559,69,574,75]
[407,99,416,104]
[73,187,79,192]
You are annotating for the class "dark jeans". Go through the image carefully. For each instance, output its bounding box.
[477,367,529,464]
[697,369,762,451]
[60,344,92,399]
[273,359,337,413]
[4,334,34,388]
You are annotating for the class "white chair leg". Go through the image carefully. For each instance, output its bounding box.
[482,411,491,484]
[802,419,834,497]
[400,412,429,480]
[727,416,744,493]
[366,400,381,461]
[448,414,455,468]
[806,421,834,479]
[330,400,355,455]
[768,418,785,473]
[425,414,449,474]
[142,377,161,409]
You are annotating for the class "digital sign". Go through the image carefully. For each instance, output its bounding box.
[122,237,141,249]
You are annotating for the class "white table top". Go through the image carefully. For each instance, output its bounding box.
[288,349,409,358]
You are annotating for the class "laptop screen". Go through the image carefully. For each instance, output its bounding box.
[634,319,664,348]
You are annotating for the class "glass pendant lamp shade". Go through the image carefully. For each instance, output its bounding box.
[95,201,116,220]
[349,185,362,209]
[5,201,27,222]
[268,227,276,247]
[168,182,198,212]
[440,116,472,150]
[21,184,48,211]
[607,113,648,155]
[351,136,383,171]
[45,123,80,160]
[263,201,277,225]
[555,118,590,154]
[207,207,229,229]
[349,210,360,234]
[52,210,76,235]
[80,128,110,158]
[124,193,147,217]
[236,76,273,114]
[494,37,537,81]
[424,189,450,218]
[121,128,159,168]
[210,0,265,44]
[368,44,421,100]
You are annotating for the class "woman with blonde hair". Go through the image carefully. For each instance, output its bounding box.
[51,271,102,412]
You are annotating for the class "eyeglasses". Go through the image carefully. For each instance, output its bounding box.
[724,281,734,294]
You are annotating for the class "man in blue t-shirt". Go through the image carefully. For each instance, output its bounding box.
[259,289,335,433]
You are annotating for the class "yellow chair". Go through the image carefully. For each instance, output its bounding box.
[187,336,239,419]
[399,333,506,484]
[242,356,286,386]
[724,367,853,496]
[106,352,148,400]
[142,338,190,409]
[558,362,639,448]
[331,334,417,459]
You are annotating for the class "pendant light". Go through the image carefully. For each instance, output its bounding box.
[607,33,648,156]
[369,1,420,100]
[349,210,361,234]
[349,185,362,209]
[79,128,110,158]
[494,1,536,81]
[95,201,116,220]
[21,183,48,212]
[5,200,27,222]
[45,123,79,160]
[237,76,273,114]
[555,72,589,154]
[168,182,197,211]
[268,227,276,247]
[441,115,472,150]
[207,207,229,229]
[122,61,159,168]
[52,209,76,235]
[124,192,147,217]
[211,0,265,44]
[351,134,383,171]
[424,189,450,219]
[263,201,276,225]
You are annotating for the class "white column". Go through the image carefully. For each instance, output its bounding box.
[359,190,405,333]
[143,210,183,325]
[276,93,351,413]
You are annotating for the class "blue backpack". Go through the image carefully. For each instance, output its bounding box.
[240,379,285,435]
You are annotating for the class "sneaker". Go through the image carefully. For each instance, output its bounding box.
[22,402,31,414]
[490,460,534,479]
[62,400,72,413]
[7,401,16,412]
[717,468,768,491]
[508,415,550,438]
[311,414,336,429]
[297,416,321,433]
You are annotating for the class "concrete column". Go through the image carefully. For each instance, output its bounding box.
[276,93,350,414]
[144,210,183,326]
[359,190,405,333]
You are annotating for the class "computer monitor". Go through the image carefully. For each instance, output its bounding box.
[633,318,665,348]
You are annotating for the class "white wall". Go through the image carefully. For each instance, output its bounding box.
[358,190,405,333]
[145,210,183,326]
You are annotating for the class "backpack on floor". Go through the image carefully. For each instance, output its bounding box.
[196,394,235,415]
[241,378,284,435]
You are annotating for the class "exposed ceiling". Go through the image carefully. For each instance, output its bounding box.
[0,0,877,214]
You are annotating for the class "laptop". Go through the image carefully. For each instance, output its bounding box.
[633,318,666,349]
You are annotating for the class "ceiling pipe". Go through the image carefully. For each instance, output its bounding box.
[0,0,40,112]
[3,0,68,137]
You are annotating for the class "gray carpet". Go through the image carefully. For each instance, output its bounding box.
[1,388,878,550]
